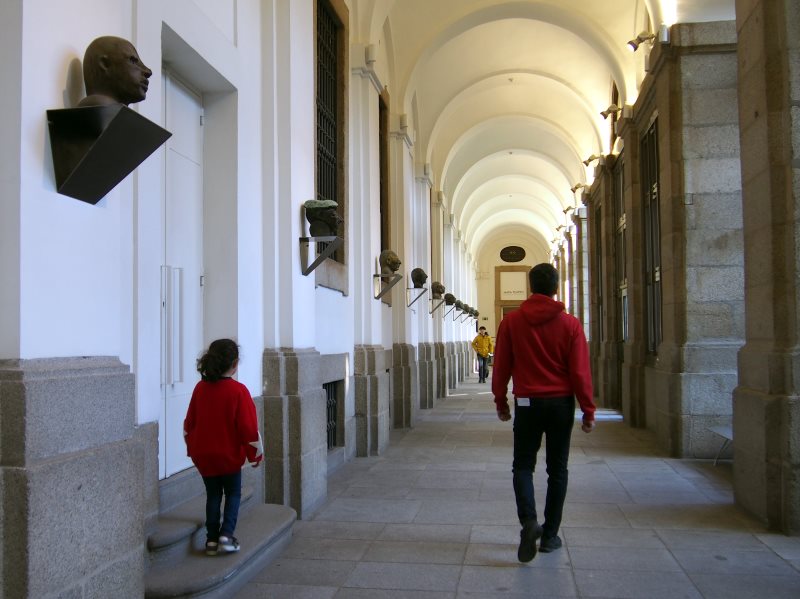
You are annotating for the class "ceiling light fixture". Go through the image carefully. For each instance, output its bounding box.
[563,206,575,214]
[583,154,602,166]
[627,32,656,52]
[601,104,622,119]
[570,183,586,193]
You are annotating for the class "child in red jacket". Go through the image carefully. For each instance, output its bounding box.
[184,339,263,556]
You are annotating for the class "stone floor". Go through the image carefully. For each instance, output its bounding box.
[234,378,800,598]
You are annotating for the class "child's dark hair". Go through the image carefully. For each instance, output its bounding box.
[197,338,239,382]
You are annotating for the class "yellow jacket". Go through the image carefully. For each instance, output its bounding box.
[472,333,494,357]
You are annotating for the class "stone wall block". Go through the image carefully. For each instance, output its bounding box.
[135,422,159,533]
[682,373,737,415]
[685,301,744,340]
[682,124,741,159]
[685,193,745,230]
[686,266,744,302]
[674,21,737,47]
[289,390,326,456]
[684,157,745,194]
[0,358,134,465]
[681,52,738,89]
[5,439,144,599]
[682,342,743,372]
[684,88,739,125]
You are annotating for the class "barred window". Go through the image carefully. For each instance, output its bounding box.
[641,120,661,352]
[316,0,344,260]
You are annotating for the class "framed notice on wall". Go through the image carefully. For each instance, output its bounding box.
[500,271,528,300]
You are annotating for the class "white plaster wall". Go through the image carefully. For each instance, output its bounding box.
[19,0,132,360]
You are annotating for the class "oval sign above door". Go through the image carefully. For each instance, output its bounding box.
[500,246,526,263]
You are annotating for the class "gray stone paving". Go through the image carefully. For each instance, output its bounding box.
[234,379,800,598]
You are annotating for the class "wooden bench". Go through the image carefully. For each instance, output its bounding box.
[708,425,733,465]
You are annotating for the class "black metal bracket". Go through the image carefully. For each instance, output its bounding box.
[429,298,445,315]
[300,236,343,275]
[406,286,428,307]
[374,273,403,300]
[46,104,171,204]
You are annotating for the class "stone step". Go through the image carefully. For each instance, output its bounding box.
[147,486,256,564]
[145,502,296,599]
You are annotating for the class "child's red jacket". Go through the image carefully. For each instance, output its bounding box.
[184,377,263,476]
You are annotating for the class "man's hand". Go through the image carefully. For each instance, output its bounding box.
[581,420,595,433]
[497,407,512,422]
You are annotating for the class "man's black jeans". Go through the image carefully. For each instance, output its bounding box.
[512,396,575,538]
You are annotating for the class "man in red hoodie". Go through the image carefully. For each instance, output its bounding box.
[492,263,596,562]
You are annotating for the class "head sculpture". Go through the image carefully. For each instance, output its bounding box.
[304,199,342,236]
[410,268,428,288]
[474,309,480,318]
[444,293,456,305]
[455,300,464,311]
[79,36,152,107]
[431,281,445,299]
[379,249,402,276]
[472,308,479,318]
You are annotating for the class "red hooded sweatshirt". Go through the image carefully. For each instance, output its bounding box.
[492,293,595,422]
[184,377,263,477]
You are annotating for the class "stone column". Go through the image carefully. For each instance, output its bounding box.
[418,342,436,409]
[734,0,800,533]
[392,343,418,428]
[631,23,744,456]
[434,341,447,398]
[352,345,390,456]
[262,348,327,520]
[0,358,144,599]
[446,341,457,389]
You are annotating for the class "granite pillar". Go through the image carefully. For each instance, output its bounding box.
[0,357,144,599]
[434,341,447,398]
[262,348,327,520]
[352,345,390,456]
[418,342,436,409]
[392,343,418,428]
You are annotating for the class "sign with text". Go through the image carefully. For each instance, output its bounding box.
[500,271,528,300]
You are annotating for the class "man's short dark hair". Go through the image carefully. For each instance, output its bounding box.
[479,326,486,331]
[529,263,558,296]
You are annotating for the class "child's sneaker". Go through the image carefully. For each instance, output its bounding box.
[218,535,240,553]
[205,540,218,556]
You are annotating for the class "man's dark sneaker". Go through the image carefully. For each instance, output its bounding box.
[218,535,240,553]
[517,521,543,562]
[205,540,218,556]
[539,534,562,553]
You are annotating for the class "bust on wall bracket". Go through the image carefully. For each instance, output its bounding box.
[374,250,403,301]
[46,36,171,204]
[300,199,344,275]
[406,267,428,307]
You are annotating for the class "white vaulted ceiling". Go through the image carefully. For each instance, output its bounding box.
[352,0,736,260]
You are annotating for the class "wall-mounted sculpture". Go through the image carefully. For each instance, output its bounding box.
[444,293,456,305]
[410,268,428,288]
[431,282,445,299]
[47,36,171,204]
[379,250,402,280]
[374,249,403,301]
[304,199,342,236]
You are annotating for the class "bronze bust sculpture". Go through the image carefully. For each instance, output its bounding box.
[78,36,152,107]
[379,250,402,277]
[304,199,342,236]
[431,282,445,299]
[410,268,428,288]
[444,293,456,305]
[455,300,464,311]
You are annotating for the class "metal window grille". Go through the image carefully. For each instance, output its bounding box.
[613,153,628,342]
[316,0,341,260]
[641,120,662,353]
[324,381,339,450]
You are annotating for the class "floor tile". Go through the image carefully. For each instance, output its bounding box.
[235,583,338,598]
[671,547,799,576]
[458,565,577,597]
[573,569,703,598]
[364,540,467,564]
[378,523,471,543]
[282,536,371,561]
[568,546,682,572]
[343,562,462,592]
[689,573,800,598]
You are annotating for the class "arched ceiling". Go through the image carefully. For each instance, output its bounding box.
[354,0,736,260]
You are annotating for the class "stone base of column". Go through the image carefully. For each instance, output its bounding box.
[434,342,447,399]
[262,348,327,520]
[621,342,648,427]
[733,348,800,533]
[418,342,436,409]
[446,342,457,389]
[353,345,390,457]
[648,342,740,458]
[461,341,470,381]
[0,358,144,599]
[392,343,418,428]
